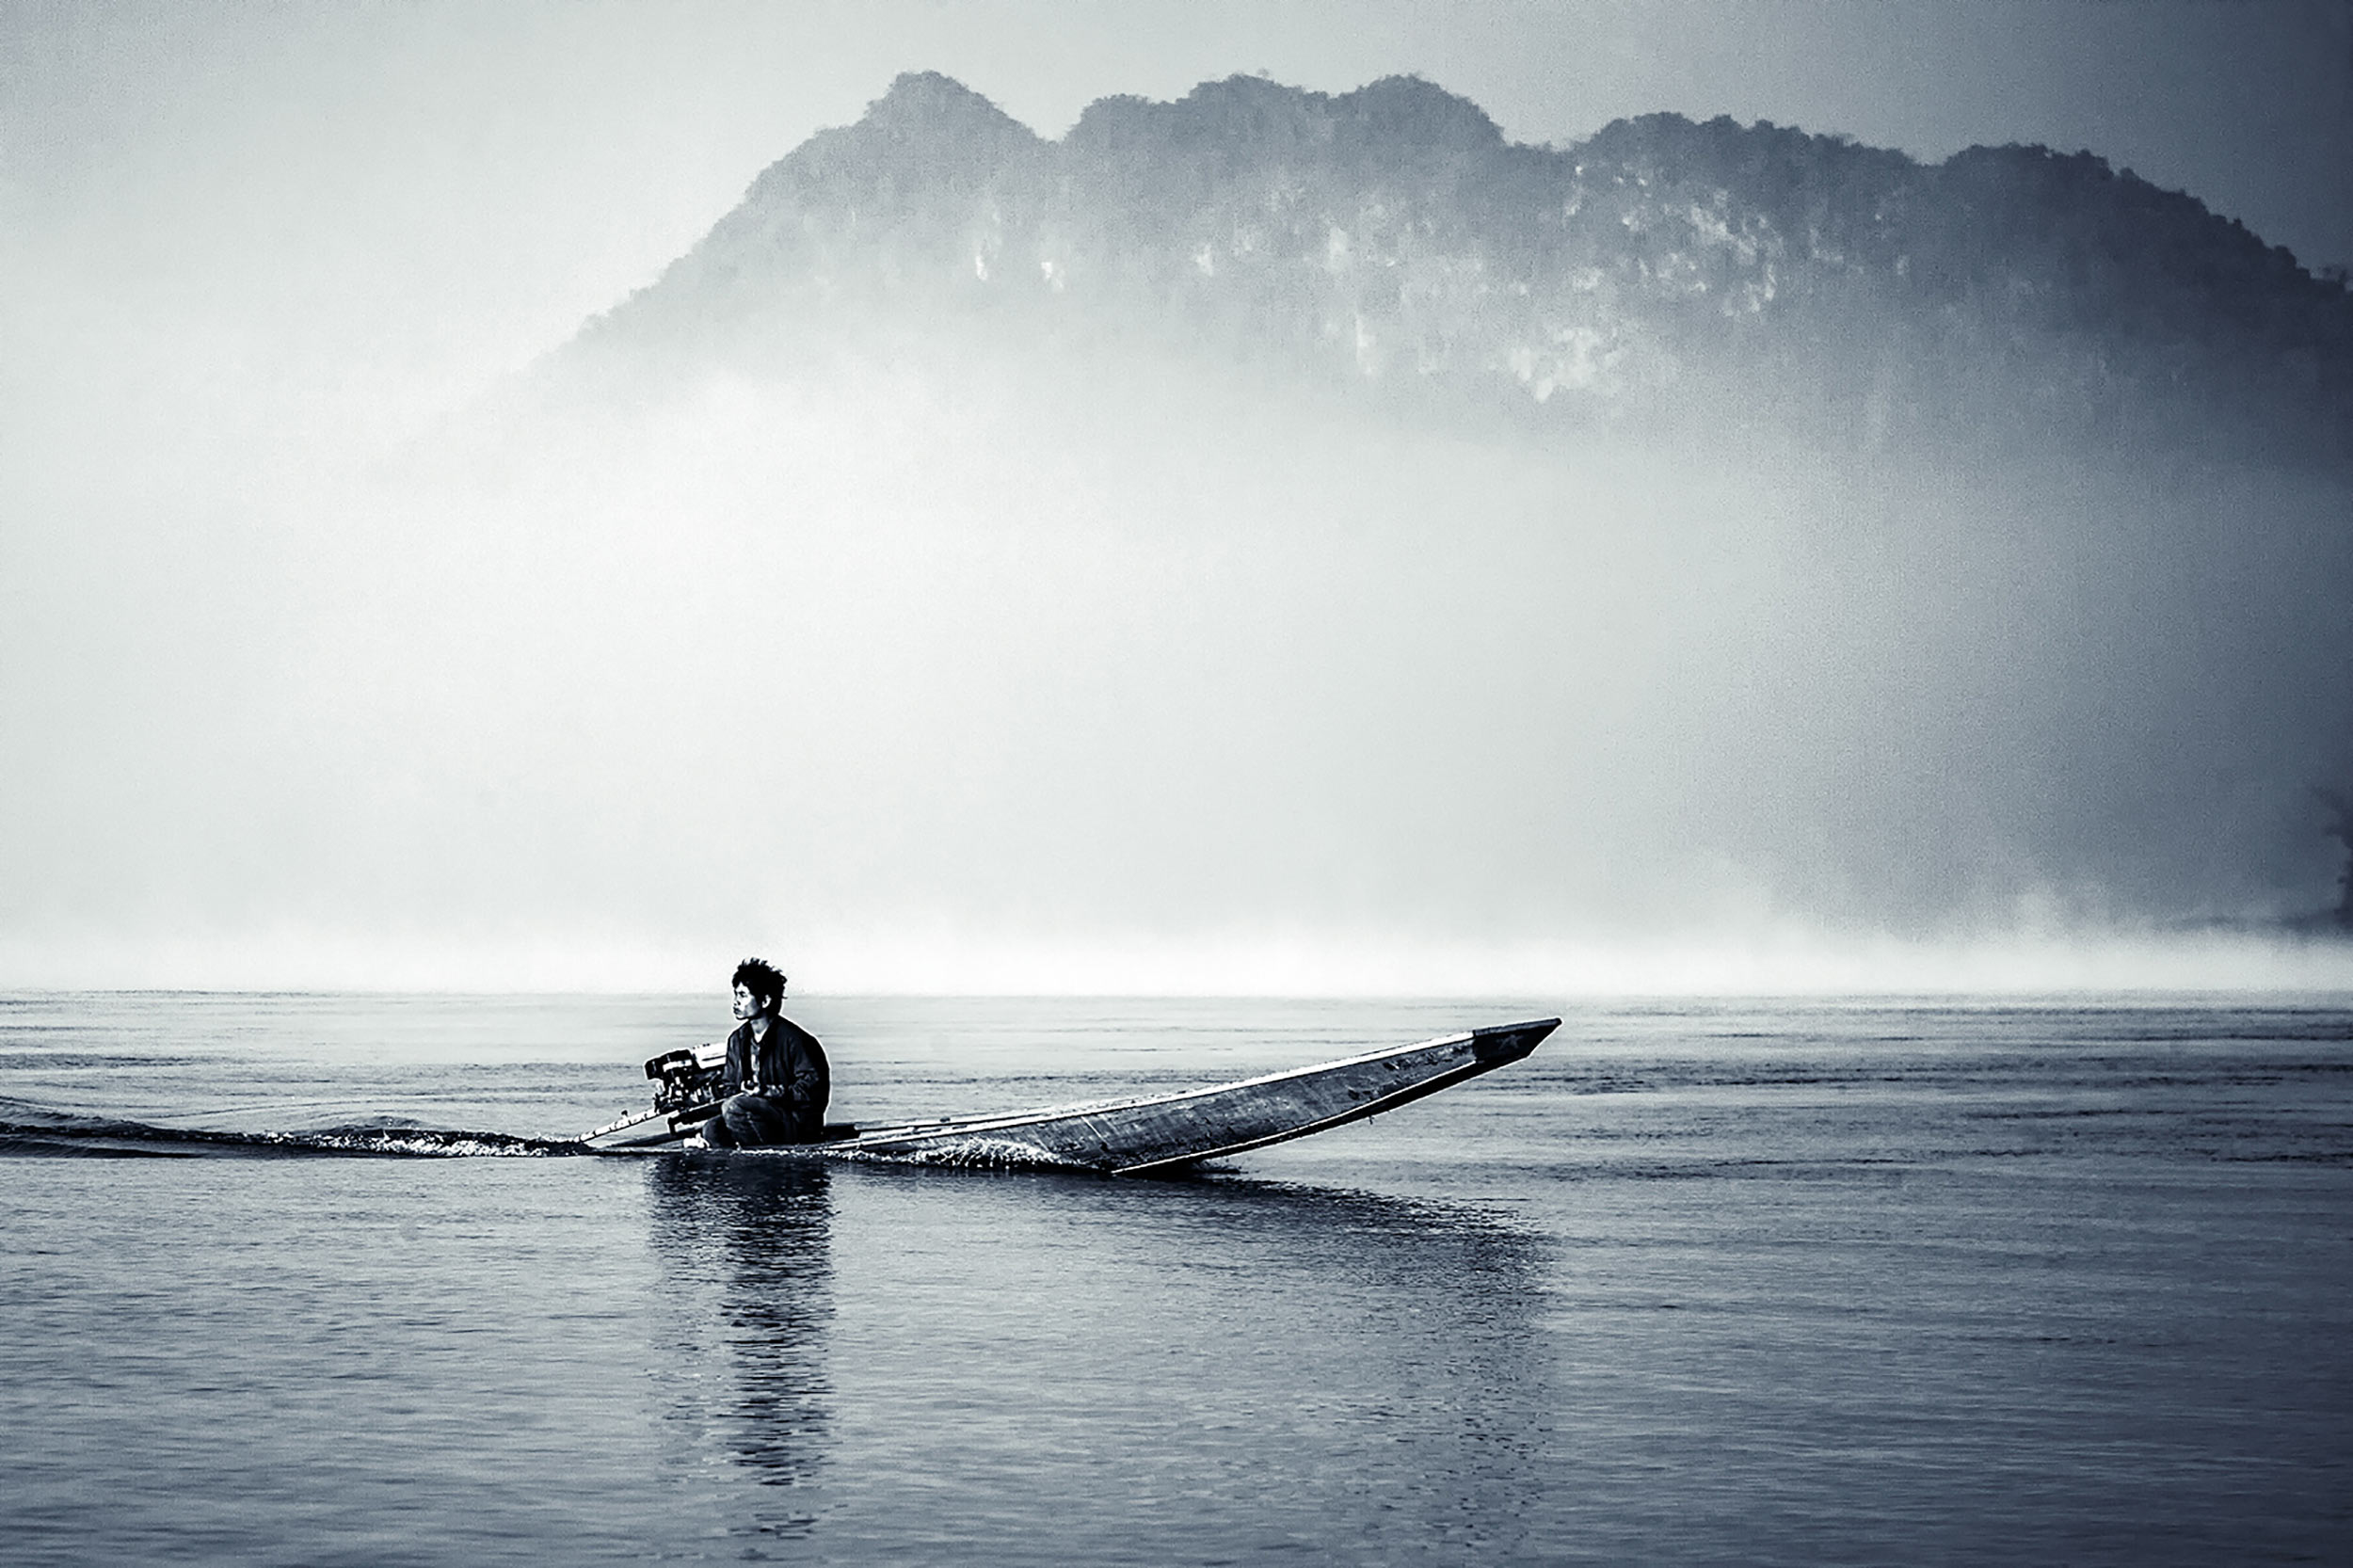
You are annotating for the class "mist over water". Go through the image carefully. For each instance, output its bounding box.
[8,320,2350,991]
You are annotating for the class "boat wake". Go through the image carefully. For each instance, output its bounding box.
[0,1101,584,1159]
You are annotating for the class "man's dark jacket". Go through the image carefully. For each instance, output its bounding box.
[723,1015,829,1137]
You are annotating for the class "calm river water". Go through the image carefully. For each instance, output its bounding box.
[3,992,2348,1565]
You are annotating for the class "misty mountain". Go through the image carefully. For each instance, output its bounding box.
[585,71,2353,470]
[15,48,2353,986]
[475,72,2353,943]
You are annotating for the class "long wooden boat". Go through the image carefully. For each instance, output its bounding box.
[582,1018,1558,1174]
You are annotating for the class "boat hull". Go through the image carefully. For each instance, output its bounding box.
[584,1019,1557,1173]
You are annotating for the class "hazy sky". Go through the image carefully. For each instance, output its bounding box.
[4,2,2350,991]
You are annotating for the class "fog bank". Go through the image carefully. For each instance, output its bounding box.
[5,328,2349,990]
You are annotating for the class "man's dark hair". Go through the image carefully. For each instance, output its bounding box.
[731,957,787,1008]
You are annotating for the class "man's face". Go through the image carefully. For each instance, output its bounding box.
[731,983,769,1021]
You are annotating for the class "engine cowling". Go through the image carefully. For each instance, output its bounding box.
[644,1040,728,1116]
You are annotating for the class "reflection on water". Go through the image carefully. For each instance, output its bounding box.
[813,1164,1564,1563]
[645,1155,835,1535]
[1126,1176,1563,1557]
[634,1152,1566,1561]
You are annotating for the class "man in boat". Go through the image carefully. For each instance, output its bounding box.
[695,957,830,1148]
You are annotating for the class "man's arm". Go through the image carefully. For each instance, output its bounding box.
[782,1025,828,1111]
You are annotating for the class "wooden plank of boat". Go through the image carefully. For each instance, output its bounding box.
[782,1018,1556,1174]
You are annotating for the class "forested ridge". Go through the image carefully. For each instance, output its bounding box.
[589,72,2353,469]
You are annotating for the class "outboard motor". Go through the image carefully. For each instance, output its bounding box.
[582,1041,857,1151]
[643,1040,729,1129]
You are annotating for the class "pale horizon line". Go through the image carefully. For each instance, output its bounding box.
[6,927,2349,998]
